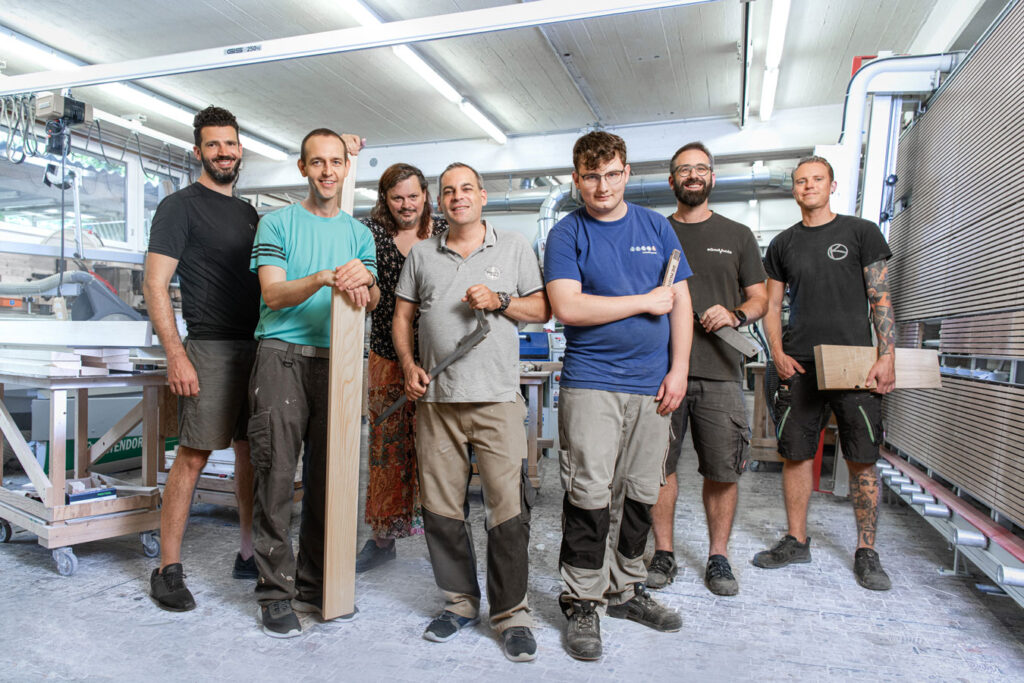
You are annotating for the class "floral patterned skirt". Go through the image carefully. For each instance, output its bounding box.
[366,351,423,538]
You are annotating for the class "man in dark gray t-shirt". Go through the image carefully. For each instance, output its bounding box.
[647,142,768,597]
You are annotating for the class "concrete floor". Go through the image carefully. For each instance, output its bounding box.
[2,393,1024,682]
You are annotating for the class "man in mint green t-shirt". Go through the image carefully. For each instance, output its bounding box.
[248,128,378,638]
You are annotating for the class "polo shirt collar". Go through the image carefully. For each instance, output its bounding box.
[438,220,496,254]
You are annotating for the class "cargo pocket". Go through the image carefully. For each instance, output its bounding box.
[520,467,536,524]
[246,409,273,470]
[730,413,751,474]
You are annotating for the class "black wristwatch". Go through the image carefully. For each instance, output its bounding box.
[497,291,512,313]
[367,273,377,290]
[732,308,747,326]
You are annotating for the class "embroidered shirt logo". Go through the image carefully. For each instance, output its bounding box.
[827,243,849,261]
[484,266,501,280]
[629,245,659,254]
[706,247,733,255]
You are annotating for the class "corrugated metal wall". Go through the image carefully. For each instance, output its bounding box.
[885,1,1024,527]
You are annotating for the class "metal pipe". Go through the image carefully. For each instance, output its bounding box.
[879,468,901,478]
[923,503,950,518]
[835,53,961,216]
[910,493,936,505]
[0,270,93,296]
[899,484,923,495]
[888,476,911,486]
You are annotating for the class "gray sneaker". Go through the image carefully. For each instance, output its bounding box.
[606,583,682,632]
[561,597,602,661]
[501,626,538,662]
[752,534,811,568]
[423,610,480,642]
[645,550,678,589]
[704,554,739,596]
[258,600,301,638]
[853,548,892,591]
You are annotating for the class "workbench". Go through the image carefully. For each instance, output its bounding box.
[520,370,555,488]
[0,371,166,575]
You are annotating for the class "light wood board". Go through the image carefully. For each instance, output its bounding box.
[813,345,942,390]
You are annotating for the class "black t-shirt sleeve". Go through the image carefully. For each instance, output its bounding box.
[858,220,893,266]
[738,227,768,288]
[763,231,787,282]
[147,194,189,259]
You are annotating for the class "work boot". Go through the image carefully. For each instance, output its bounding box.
[606,583,682,632]
[561,597,601,661]
[853,548,892,591]
[258,600,301,638]
[752,534,811,568]
[355,538,396,573]
[501,626,538,662]
[645,550,678,589]
[704,554,739,596]
[150,563,196,612]
[232,552,258,580]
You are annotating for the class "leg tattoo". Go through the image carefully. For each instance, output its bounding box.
[850,470,879,548]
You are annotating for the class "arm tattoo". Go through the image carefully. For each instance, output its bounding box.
[864,259,895,356]
[850,470,880,548]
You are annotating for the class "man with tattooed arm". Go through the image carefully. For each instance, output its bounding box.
[754,155,895,591]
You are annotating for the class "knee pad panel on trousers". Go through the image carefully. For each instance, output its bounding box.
[422,507,481,598]
[617,496,652,559]
[559,493,609,570]
[487,514,530,615]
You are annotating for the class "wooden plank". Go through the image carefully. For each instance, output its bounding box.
[1,320,152,347]
[0,393,53,504]
[49,390,67,508]
[49,491,159,522]
[43,508,161,549]
[141,386,159,487]
[322,153,362,621]
[813,345,941,390]
[89,401,142,465]
[0,486,53,522]
[75,388,89,479]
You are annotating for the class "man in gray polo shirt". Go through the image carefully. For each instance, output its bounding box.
[393,162,550,663]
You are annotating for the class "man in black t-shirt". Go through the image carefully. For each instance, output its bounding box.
[646,142,767,596]
[756,155,895,591]
[143,106,261,611]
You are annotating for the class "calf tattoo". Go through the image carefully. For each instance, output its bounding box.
[850,470,880,547]
[864,259,895,357]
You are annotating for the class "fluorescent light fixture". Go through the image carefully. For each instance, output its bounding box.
[459,100,507,145]
[0,27,289,160]
[342,0,507,144]
[759,0,791,122]
[93,109,195,151]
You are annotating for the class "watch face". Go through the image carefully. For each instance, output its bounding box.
[734,309,746,323]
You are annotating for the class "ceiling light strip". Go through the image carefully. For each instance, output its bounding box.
[759,0,791,122]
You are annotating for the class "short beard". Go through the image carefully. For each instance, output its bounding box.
[673,179,711,207]
[202,156,240,185]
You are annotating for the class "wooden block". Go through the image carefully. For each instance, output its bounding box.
[322,155,362,621]
[813,345,942,390]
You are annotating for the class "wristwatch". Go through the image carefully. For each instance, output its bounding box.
[497,291,512,313]
[367,273,377,290]
[732,308,747,326]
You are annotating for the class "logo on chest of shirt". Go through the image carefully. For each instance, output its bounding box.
[827,243,849,261]
[706,247,733,255]
[485,266,501,280]
[629,245,659,255]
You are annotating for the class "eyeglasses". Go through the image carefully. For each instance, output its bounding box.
[672,164,712,177]
[579,169,626,186]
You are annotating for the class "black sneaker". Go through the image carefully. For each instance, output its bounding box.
[354,539,396,573]
[501,626,538,662]
[606,584,682,632]
[704,555,739,596]
[646,550,678,589]
[150,563,195,612]
[258,600,302,638]
[853,548,892,591]
[561,597,601,661]
[293,595,359,621]
[422,610,480,642]
[232,552,258,580]
[752,534,812,568]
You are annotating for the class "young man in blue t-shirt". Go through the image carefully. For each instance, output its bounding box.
[544,131,693,661]
[248,129,378,638]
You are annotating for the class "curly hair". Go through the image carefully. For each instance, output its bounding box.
[572,131,627,172]
[192,106,239,147]
[370,163,434,239]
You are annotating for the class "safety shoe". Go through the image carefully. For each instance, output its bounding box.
[423,610,480,643]
[355,539,396,573]
[752,534,812,568]
[561,598,602,661]
[232,552,258,580]
[150,563,196,612]
[853,548,892,591]
[258,599,301,638]
[645,550,678,589]
[501,626,538,662]
[704,555,739,596]
[606,583,682,632]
